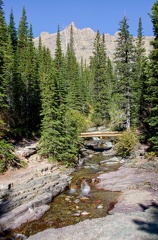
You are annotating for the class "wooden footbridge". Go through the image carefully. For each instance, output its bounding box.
[80,131,122,138]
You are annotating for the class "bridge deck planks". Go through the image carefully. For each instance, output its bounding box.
[80,131,122,138]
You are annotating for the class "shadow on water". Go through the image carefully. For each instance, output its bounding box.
[133,201,158,239]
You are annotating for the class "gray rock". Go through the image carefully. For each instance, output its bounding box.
[100,156,119,164]
[27,166,158,240]
[97,126,106,131]
[33,23,154,64]
[0,146,74,230]
[87,127,97,132]
[140,161,158,171]
[0,204,50,231]
[27,207,158,240]
[102,148,116,156]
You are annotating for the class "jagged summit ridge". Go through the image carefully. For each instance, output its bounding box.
[33,22,154,63]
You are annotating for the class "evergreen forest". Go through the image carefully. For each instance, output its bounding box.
[1,0,158,172]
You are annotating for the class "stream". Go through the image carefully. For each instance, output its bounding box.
[11,149,121,239]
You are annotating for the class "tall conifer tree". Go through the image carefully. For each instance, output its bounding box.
[40,51,62,158]
[3,33,14,126]
[54,25,67,104]
[143,0,158,149]
[13,6,28,129]
[0,0,7,111]
[79,58,91,114]
[0,0,9,135]
[66,25,82,111]
[90,31,109,125]
[25,24,40,130]
[134,18,146,127]
[8,8,17,51]
[114,16,135,130]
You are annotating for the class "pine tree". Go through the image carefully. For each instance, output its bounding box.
[38,38,63,159]
[39,57,60,158]
[105,58,119,129]
[134,18,146,127]
[0,0,8,134]
[3,33,15,128]
[39,25,86,163]
[13,6,28,130]
[82,59,93,104]
[79,58,91,114]
[106,57,115,100]
[114,16,136,130]
[8,8,17,51]
[90,31,109,125]
[39,46,78,163]
[54,25,67,104]
[9,7,40,135]
[65,24,83,112]
[5,9,18,130]
[135,18,146,63]
[144,0,158,149]
[25,24,40,131]
[0,0,7,111]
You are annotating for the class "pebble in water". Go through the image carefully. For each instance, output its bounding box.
[73,199,80,204]
[65,197,72,203]
[81,211,89,216]
[73,213,80,217]
[97,204,104,209]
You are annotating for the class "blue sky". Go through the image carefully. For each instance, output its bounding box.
[3,0,155,38]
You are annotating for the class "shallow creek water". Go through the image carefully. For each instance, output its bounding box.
[12,152,121,238]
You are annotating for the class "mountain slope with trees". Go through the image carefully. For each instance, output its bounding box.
[0,0,158,172]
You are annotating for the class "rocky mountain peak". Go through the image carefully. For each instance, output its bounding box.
[65,21,77,30]
[33,22,154,64]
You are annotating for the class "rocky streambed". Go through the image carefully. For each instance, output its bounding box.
[0,140,158,240]
[26,160,158,240]
[10,149,121,238]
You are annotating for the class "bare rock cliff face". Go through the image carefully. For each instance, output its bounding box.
[33,22,154,63]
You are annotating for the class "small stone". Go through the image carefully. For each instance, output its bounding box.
[97,204,104,209]
[65,197,71,202]
[73,199,80,204]
[81,211,89,216]
[80,196,89,201]
[77,210,82,213]
[73,212,80,217]
[94,199,101,204]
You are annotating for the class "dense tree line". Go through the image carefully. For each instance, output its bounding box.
[0,0,158,170]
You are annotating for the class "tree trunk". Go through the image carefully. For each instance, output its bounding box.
[126,84,131,130]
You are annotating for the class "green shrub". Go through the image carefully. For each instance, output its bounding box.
[115,129,139,157]
[145,151,156,161]
[0,139,16,173]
